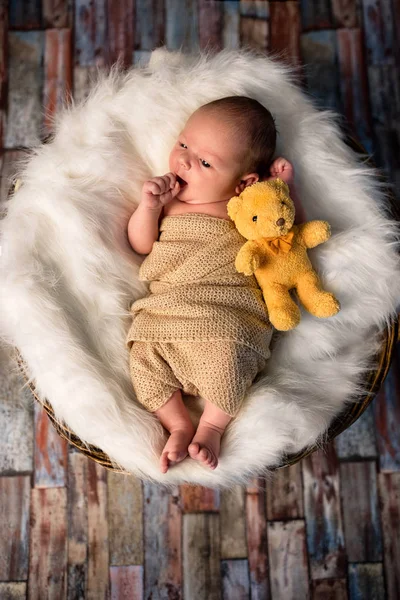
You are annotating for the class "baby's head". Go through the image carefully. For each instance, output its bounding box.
[169,96,276,206]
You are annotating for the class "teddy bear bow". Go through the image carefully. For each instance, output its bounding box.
[264,230,295,255]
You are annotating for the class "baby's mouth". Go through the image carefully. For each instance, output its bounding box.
[176,175,188,188]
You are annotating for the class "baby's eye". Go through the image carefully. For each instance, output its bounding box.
[179,142,187,149]
[252,216,257,222]
[201,159,211,168]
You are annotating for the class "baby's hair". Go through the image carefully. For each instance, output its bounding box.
[198,96,277,180]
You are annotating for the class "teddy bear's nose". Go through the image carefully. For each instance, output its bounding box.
[276,218,285,227]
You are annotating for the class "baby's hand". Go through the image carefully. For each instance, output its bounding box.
[267,157,294,186]
[141,172,181,210]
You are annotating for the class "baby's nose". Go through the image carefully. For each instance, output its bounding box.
[276,218,285,226]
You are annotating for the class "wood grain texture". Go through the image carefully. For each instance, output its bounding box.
[269,1,301,65]
[220,485,247,559]
[223,0,240,49]
[240,16,269,52]
[165,0,200,51]
[331,0,358,28]
[337,28,374,153]
[348,563,385,600]
[74,0,107,67]
[374,346,400,471]
[108,472,143,566]
[67,452,88,599]
[87,460,110,598]
[110,565,144,600]
[335,403,378,459]
[5,31,44,148]
[181,483,220,511]
[300,0,333,31]
[34,400,68,487]
[378,472,400,600]
[9,0,41,29]
[42,0,72,28]
[29,487,68,599]
[183,513,220,600]
[267,520,309,599]
[340,461,383,562]
[0,476,30,580]
[246,483,270,599]
[107,0,135,67]
[143,482,182,598]
[199,0,223,51]
[221,559,250,599]
[135,0,165,51]
[44,28,73,134]
[266,462,304,521]
[302,446,346,579]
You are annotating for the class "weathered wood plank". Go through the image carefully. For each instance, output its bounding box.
[0,294,34,475]
[29,487,68,598]
[74,0,107,67]
[42,0,72,28]
[0,583,27,598]
[240,16,269,53]
[374,344,400,471]
[348,563,385,600]
[311,578,348,598]
[240,0,269,19]
[87,461,110,599]
[9,0,41,29]
[300,0,333,30]
[246,483,270,599]
[331,0,358,27]
[0,1,8,147]
[0,476,30,580]
[199,0,223,51]
[133,51,152,67]
[378,472,400,599]
[335,402,378,459]
[67,451,88,600]
[269,2,301,66]
[44,28,73,135]
[337,28,374,153]
[5,31,44,149]
[165,0,200,51]
[143,482,182,598]
[267,520,309,599]
[34,401,68,487]
[362,0,395,66]
[302,446,346,579]
[110,566,144,600]
[182,513,220,600]
[107,0,135,67]
[108,471,143,565]
[266,462,304,521]
[223,1,240,49]
[339,461,383,562]
[134,0,165,51]
[300,30,342,112]
[181,484,220,512]
[221,559,250,599]
[220,485,247,559]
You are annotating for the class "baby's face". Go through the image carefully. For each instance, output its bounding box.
[169,110,250,205]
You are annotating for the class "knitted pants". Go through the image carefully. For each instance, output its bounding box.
[128,341,267,417]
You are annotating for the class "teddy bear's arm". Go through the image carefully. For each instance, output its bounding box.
[297,221,331,249]
[235,241,265,276]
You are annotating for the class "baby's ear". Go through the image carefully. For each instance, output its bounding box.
[227,195,242,222]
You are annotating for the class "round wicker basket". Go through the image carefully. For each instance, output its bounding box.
[8,134,400,474]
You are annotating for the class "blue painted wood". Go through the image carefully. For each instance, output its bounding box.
[300,0,333,31]
[300,30,342,112]
[165,0,199,51]
[223,1,240,49]
[362,0,395,66]
[221,559,250,599]
[348,563,385,600]
[9,0,41,29]
[135,0,165,51]
[335,402,378,459]
[375,345,400,471]
[74,0,107,66]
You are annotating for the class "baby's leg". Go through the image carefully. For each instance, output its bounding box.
[188,400,232,470]
[154,389,196,474]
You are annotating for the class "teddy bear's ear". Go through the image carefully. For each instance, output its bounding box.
[227,195,242,222]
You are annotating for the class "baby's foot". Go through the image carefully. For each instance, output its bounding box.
[160,421,196,474]
[188,421,224,470]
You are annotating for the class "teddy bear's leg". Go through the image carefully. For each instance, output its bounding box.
[262,282,301,331]
[296,271,340,318]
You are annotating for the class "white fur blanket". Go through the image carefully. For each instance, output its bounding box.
[1,47,399,489]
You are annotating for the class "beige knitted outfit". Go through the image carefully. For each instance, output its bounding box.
[126,213,272,417]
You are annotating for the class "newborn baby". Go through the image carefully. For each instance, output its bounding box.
[126,96,296,474]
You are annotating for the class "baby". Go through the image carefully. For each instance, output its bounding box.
[126,96,296,474]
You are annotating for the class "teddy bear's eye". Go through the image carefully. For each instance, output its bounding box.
[252,216,257,222]
[281,201,286,206]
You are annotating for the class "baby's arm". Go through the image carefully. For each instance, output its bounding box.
[128,172,181,255]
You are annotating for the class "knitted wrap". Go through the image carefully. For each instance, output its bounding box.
[126,213,273,359]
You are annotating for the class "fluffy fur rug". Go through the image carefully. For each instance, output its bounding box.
[1,47,399,489]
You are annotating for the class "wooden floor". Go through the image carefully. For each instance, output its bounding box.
[1,1,400,599]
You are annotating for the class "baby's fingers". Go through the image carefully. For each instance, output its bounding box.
[159,182,180,205]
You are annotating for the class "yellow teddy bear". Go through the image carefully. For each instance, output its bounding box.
[227,179,340,331]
